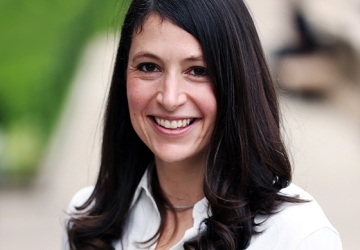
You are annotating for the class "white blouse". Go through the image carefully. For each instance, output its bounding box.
[63,170,342,250]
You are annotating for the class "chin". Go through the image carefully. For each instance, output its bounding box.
[154,154,188,164]
[153,147,206,166]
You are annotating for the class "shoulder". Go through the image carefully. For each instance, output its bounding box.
[62,186,95,250]
[66,186,95,214]
[249,184,342,249]
[276,184,335,231]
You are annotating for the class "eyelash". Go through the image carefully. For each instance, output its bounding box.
[136,63,208,78]
[137,63,159,73]
[188,67,207,77]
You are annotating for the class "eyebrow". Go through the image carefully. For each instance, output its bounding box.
[131,51,204,63]
[183,56,204,63]
[131,52,160,62]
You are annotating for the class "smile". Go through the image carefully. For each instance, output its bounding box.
[154,117,195,129]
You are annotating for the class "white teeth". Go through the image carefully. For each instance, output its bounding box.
[182,119,187,127]
[170,121,177,128]
[177,120,182,127]
[164,120,171,128]
[155,117,194,129]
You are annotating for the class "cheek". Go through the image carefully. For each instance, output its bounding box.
[199,89,217,120]
[208,95,217,118]
[127,77,144,113]
[127,84,145,136]
[202,91,217,138]
[126,76,155,131]
[127,89,141,112]
[127,85,142,134]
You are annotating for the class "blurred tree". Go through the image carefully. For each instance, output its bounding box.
[0,0,128,184]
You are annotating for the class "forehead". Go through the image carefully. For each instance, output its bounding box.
[129,14,202,57]
[133,13,163,34]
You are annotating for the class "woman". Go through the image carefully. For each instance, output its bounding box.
[63,0,342,249]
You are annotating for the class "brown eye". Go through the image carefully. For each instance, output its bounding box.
[139,63,158,72]
[189,67,207,76]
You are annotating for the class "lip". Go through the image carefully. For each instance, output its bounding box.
[148,115,199,136]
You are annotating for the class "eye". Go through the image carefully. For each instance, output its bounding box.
[138,63,159,72]
[188,67,207,77]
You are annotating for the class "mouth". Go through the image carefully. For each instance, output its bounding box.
[153,116,195,130]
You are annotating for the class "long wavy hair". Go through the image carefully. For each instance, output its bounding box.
[67,0,301,249]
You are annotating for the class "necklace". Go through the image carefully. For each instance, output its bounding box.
[166,204,195,210]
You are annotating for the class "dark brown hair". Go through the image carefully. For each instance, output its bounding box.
[67,0,301,249]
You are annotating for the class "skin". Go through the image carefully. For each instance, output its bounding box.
[126,14,217,249]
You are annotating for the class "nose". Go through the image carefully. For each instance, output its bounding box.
[156,74,187,111]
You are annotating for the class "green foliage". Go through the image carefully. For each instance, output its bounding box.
[0,0,128,181]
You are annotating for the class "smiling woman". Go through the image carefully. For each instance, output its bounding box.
[127,14,216,168]
[63,0,342,249]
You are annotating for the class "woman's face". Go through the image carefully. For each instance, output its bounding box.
[127,14,216,166]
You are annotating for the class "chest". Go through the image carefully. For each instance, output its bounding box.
[113,191,207,250]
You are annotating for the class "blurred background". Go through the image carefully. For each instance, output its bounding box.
[0,0,359,249]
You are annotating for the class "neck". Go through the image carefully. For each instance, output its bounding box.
[155,157,205,207]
